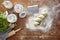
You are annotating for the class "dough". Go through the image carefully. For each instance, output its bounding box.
[41,11,47,16]
[38,15,45,19]
[34,21,39,26]
[34,18,42,22]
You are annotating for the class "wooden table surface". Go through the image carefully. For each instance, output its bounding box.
[0,0,60,40]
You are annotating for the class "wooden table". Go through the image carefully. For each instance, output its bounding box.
[0,0,60,40]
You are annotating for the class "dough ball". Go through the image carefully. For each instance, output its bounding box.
[41,11,47,16]
[38,15,45,19]
[34,21,39,26]
[34,18,42,22]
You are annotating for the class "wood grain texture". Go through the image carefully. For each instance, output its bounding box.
[0,0,60,40]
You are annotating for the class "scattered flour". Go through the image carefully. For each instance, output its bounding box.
[26,6,53,32]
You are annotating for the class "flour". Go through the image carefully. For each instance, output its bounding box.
[26,6,53,32]
[52,3,60,13]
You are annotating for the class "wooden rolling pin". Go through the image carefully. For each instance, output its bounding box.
[7,28,21,38]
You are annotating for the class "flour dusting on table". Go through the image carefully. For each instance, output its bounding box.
[26,6,53,32]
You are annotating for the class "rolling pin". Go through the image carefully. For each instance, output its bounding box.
[7,28,21,38]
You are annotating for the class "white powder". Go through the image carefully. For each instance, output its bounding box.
[26,6,53,32]
[52,3,60,13]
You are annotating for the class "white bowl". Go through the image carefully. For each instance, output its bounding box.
[14,4,24,13]
[2,1,13,9]
[7,14,17,23]
[19,11,26,18]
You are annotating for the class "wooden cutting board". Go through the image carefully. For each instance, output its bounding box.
[0,0,60,40]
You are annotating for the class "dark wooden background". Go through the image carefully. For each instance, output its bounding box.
[0,0,60,40]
